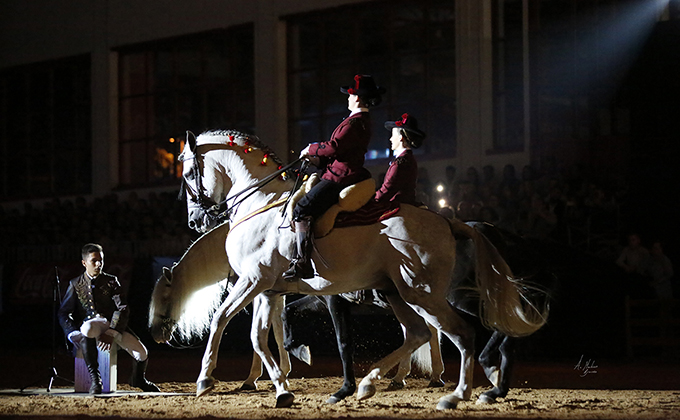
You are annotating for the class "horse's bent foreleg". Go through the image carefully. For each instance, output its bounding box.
[282,295,321,365]
[325,294,356,404]
[251,293,294,408]
[357,294,431,401]
[197,277,264,397]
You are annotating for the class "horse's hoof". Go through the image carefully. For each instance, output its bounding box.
[240,382,257,391]
[196,377,216,397]
[484,366,500,387]
[326,395,341,404]
[428,379,445,388]
[476,394,496,405]
[275,392,295,408]
[356,384,376,401]
[436,396,460,410]
[289,345,312,366]
[386,380,405,390]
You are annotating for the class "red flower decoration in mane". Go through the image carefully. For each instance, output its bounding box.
[347,74,362,95]
[395,113,409,127]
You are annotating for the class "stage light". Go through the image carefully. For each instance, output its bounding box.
[436,184,444,193]
[438,199,447,208]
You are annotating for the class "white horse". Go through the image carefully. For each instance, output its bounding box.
[148,221,291,391]
[164,129,547,409]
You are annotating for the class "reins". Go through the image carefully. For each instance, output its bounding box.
[209,157,304,222]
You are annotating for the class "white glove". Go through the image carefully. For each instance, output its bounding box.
[68,331,84,346]
[299,144,311,159]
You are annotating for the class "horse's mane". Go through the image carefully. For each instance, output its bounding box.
[198,129,285,168]
[158,222,233,343]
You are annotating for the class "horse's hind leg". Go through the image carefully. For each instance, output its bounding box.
[478,334,515,404]
[241,352,263,390]
[357,294,431,401]
[478,331,504,389]
[325,294,356,404]
[251,293,294,408]
[241,295,289,391]
[272,295,291,380]
[427,323,445,387]
[389,323,443,389]
[411,302,475,410]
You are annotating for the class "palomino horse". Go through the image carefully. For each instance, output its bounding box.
[161,130,547,409]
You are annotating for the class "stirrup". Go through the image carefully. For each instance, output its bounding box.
[283,260,314,281]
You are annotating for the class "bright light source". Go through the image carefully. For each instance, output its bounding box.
[436,184,445,193]
[438,199,447,208]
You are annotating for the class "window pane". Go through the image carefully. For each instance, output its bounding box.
[120,97,147,140]
[120,52,147,96]
[152,137,180,181]
[290,71,321,118]
[118,26,255,187]
[290,22,322,70]
[287,1,456,161]
[120,140,147,186]
[152,48,173,92]
[176,45,201,89]
[290,118,319,151]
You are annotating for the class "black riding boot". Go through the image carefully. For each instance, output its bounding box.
[81,337,102,394]
[130,358,161,392]
[283,218,315,280]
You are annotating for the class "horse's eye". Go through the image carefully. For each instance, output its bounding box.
[185,171,195,181]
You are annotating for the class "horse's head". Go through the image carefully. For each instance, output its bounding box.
[179,132,230,233]
[179,130,285,233]
[148,266,178,344]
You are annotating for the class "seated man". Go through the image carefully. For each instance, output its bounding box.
[58,243,160,394]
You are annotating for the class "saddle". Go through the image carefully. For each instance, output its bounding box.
[285,174,377,238]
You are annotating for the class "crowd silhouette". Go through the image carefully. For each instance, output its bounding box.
[0,161,674,299]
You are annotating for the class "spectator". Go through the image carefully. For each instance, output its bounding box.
[647,240,674,300]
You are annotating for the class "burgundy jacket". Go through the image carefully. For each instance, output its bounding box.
[375,149,418,205]
[308,112,372,186]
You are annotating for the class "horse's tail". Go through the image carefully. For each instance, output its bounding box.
[410,342,433,375]
[447,219,549,337]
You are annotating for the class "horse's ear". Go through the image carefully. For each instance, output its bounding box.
[186,130,197,153]
[162,266,172,283]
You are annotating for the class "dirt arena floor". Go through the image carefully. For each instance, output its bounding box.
[1,349,679,420]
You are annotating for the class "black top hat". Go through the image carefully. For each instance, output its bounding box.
[384,113,426,149]
[340,74,386,97]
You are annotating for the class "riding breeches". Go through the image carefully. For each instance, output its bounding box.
[293,179,345,220]
[80,317,148,362]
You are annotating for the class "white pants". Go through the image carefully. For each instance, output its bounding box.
[80,317,148,362]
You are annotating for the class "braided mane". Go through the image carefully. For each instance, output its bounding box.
[199,129,285,167]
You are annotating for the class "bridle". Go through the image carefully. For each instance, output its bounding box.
[178,134,304,226]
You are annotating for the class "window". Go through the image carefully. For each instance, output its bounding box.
[492,0,525,153]
[117,25,254,187]
[0,55,91,200]
[287,1,456,162]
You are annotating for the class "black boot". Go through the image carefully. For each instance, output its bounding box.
[130,358,160,392]
[81,337,102,394]
[283,218,315,280]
